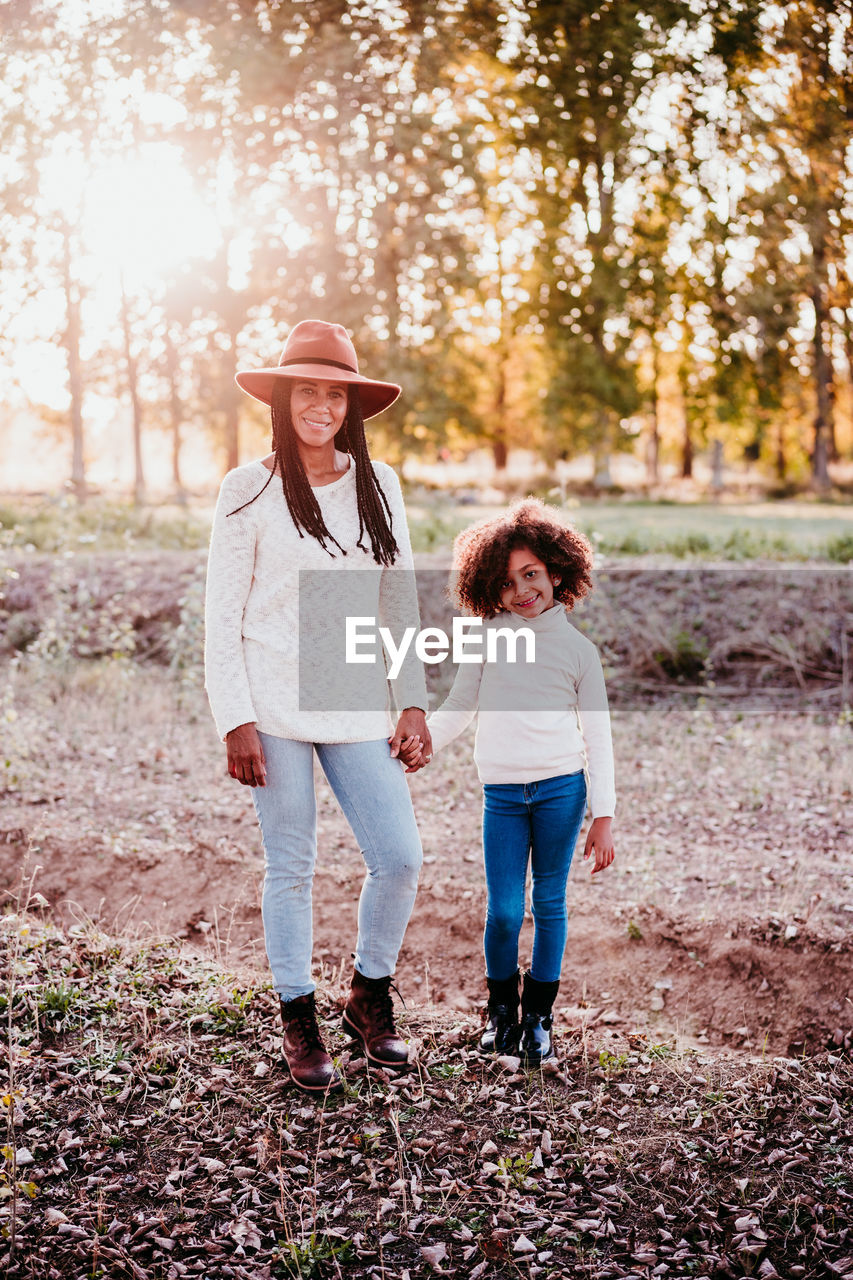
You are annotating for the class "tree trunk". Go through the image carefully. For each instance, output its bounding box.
[164,328,186,502]
[213,239,242,474]
[681,416,693,479]
[120,278,145,506]
[710,438,724,493]
[844,306,853,462]
[491,348,509,472]
[647,342,660,485]
[490,237,510,473]
[223,341,240,474]
[593,413,613,487]
[810,250,833,491]
[775,417,787,483]
[61,229,86,502]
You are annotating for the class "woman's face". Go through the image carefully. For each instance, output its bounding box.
[289,379,349,450]
[498,545,560,618]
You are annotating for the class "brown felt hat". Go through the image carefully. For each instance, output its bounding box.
[235,319,401,419]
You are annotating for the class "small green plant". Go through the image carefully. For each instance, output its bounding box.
[203,987,254,1033]
[352,1127,382,1155]
[646,1041,674,1060]
[626,919,643,941]
[653,629,709,682]
[598,1048,630,1076]
[497,1152,534,1189]
[446,1208,488,1234]
[666,531,713,556]
[272,1231,354,1278]
[825,533,853,563]
[429,1062,465,1080]
[37,982,77,1028]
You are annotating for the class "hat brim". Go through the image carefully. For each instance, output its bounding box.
[235,365,401,419]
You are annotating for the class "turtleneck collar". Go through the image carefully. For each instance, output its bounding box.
[492,603,569,631]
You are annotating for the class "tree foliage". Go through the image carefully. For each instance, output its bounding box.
[0,0,851,490]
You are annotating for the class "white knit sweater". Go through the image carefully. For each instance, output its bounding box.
[428,605,616,817]
[204,458,428,743]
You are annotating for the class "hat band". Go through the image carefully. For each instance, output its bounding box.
[280,356,358,374]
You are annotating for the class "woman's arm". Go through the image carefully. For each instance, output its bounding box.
[374,464,432,755]
[204,474,259,742]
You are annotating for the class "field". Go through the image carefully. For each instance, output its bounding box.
[1,497,852,1278]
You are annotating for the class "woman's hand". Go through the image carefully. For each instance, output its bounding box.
[583,816,614,874]
[226,723,267,787]
[389,708,432,771]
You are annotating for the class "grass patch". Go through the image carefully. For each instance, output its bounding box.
[0,498,210,553]
[5,494,853,560]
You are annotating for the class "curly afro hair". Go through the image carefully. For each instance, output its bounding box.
[450,498,595,619]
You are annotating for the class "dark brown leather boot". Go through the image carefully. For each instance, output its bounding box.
[279,993,343,1094]
[342,969,408,1068]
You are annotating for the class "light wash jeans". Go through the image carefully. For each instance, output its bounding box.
[482,770,587,985]
[253,733,423,1001]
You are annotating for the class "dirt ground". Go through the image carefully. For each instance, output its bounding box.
[2,644,851,1061]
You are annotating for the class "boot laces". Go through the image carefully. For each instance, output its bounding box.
[285,1000,323,1052]
[365,977,403,1033]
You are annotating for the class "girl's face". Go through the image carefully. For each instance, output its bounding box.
[289,379,348,450]
[498,545,561,618]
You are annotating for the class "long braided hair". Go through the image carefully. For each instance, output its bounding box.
[227,379,399,565]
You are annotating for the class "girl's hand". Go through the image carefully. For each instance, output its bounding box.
[583,816,614,874]
[226,723,267,787]
[397,734,424,769]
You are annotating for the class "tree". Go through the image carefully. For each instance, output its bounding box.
[721,0,853,490]
[508,0,704,479]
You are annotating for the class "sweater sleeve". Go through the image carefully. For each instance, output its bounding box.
[427,658,483,754]
[375,464,429,714]
[203,474,259,741]
[576,640,616,818]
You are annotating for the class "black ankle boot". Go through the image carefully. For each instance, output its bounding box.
[519,972,560,1065]
[479,972,520,1054]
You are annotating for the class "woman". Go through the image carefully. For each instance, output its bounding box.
[204,319,431,1094]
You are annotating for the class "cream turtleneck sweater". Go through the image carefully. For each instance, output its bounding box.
[428,604,616,817]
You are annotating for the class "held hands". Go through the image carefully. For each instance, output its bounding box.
[583,816,615,875]
[389,708,432,773]
[226,723,267,787]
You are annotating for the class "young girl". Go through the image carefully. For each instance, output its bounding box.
[408,499,615,1064]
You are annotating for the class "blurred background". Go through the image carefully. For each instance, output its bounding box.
[1,0,852,512]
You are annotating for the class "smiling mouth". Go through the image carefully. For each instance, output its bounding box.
[515,596,538,608]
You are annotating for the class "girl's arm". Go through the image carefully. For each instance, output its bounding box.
[583,817,615,874]
[204,475,259,741]
[575,639,616,836]
[576,643,616,873]
[427,657,483,756]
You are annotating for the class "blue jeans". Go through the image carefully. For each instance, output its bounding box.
[253,734,423,1001]
[482,771,587,985]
